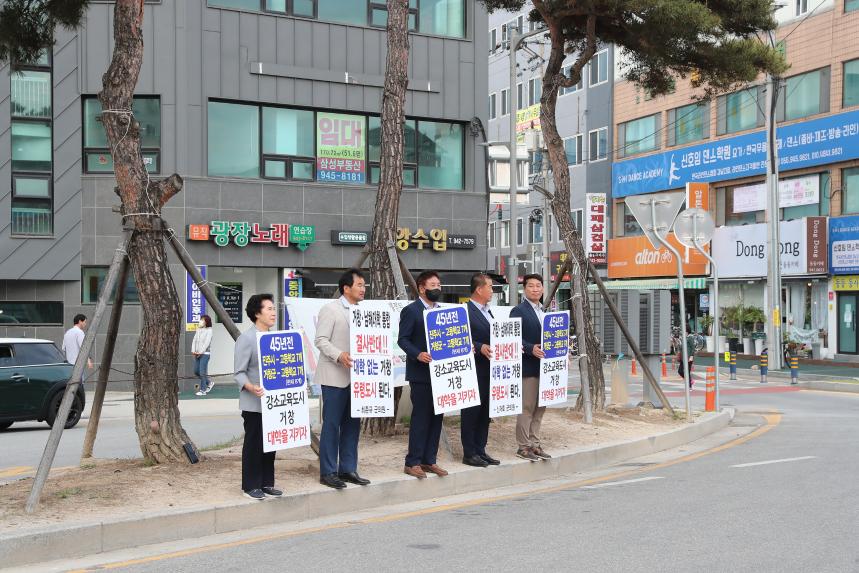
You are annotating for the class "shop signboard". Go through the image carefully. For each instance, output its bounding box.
[833,275,859,290]
[316,112,366,184]
[712,217,827,278]
[732,175,820,213]
[188,222,315,250]
[585,193,608,264]
[185,265,207,332]
[515,104,541,143]
[330,228,475,251]
[217,283,243,324]
[607,234,708,279]
[612,108,859,198]
[830,215,859,275]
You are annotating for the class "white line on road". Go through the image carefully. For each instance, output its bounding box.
[581,476,664,489]
[731,456,816,468]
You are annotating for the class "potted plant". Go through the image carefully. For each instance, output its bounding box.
[744,306,766,355]
[723,305,742,353]
[701,314,715,352]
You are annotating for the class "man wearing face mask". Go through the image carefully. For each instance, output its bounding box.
[398,270,448,479]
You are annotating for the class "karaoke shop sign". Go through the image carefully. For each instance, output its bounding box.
[711,217,828,278]
[188,221,316,251]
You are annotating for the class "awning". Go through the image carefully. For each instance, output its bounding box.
[586,277,708,291]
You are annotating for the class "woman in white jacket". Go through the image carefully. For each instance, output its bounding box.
[192,315,213,395]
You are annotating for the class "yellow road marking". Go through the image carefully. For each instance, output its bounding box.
[68,413,782,572]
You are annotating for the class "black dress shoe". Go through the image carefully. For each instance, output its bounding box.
[320,474,347,489]
[338,471,371,486]
[261,486,283,497]
[479,453,501,465]
[462,454,489,467]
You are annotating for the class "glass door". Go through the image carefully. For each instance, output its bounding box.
[838,294,858,354]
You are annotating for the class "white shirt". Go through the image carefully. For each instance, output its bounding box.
[419,296,438,310]
[470,298,493,323]
[339,295,351,309]
[527,298,545,322]
[62,325,85,365]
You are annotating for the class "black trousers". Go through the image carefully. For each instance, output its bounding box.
[405,382,444,467]
[242,411,276,492]
[460,375,490,457]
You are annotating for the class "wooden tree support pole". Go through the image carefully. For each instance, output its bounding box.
[586,260,674,414]
[165,221,320,454]
[80,255,130,460]
[386,240,408,300]
[26,231,133,514]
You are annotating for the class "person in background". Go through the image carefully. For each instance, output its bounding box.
[62,314,93,381]
[677,333,696,388]
[399,271,448,480]
[193,314,213,396]
[234,294,282,501]
[314,268,371,490]
[509,274,552,462]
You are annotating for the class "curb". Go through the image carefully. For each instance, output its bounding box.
[798,380,859,393]
[0,409,734,568]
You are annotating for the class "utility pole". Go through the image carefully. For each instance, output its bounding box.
[765,27,783,370]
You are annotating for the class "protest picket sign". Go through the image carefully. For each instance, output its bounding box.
[424,304,480,414]
[489,317,523,418]
[539,311,570,407]
[349,301,395,417]
[257,330,311,452]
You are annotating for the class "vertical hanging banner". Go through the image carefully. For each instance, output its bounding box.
[257,330,311,452]
[424,304,480,414]
[350,302,395,417]
[489,317,523,418]
[539,311,570,406]
[316,112,366,184]
[185,265,207,332]
[585,193,607,264]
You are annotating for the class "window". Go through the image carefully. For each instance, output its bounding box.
[564,134,583,166]
[0,302,63,325]
[516,217,524,246]
[844,60,859,108]
[623,203,644,236]
[796,0,808,15]
[14,342,65,365]
[500,220,510,247]
[589,127,607,162]
[368,117,417,186]
[262,106,315,180]
[516,82,524,110]
[571,209,583,234]
[10,52,52,236]
[528,214,543,243]
[501,88,510,116]
[848,0,859,12]
[618,114,659,158]
[528,78,541,106]
[721,87,762,134]
[417,120,463,189]
[669,102,708,146]
[83,96,161,174]
[589,50,608,86]
[782,173,830,220]
[82,267,140,304]
[318,1,367,25]
[488,159,526,188]
[781,68,829,121]
[208,101,260,178]
[489,28,497,53]
[369,0,418,30]
[560,65,583,96]
[417,0,464,37]
[488,93,497,120]
[844,168,859,214]
[488,221,496,248]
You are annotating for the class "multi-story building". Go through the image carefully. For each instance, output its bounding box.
[610,0,859,359]
[484,3,614,301]
[0,0,489,388]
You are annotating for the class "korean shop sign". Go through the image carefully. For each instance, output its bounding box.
[316,112,366,184]
[585,193,607,264]
[330,228,476,252]
[187,222,316,250]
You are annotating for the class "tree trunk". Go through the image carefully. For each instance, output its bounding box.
[534,8,605,410]
[99,0,193,462]
[364,0,410,436]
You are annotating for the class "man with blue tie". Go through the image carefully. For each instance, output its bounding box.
[461,273,500,467]
[399,270,449,479]
[509,274,552,462]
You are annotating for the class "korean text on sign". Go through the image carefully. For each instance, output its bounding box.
[257,330,311,452]
[539,311,570,407]
[316,112,366,183]
[489,317,523,418]
[424,305,481,414]
[350,302,395,418]
[185,265,206,332]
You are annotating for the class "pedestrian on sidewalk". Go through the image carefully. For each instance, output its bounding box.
[234,294,282,501]
[510,274,552,462]
[314,269,371,490]
[62,314,93,381]
[193,314,213,396]
[677,333,696,388]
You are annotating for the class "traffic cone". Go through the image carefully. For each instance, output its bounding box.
[661,354,667,377]
[631,357,638,376]
[705,367,716,412]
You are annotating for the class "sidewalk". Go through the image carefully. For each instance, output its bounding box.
[0,407,733,568]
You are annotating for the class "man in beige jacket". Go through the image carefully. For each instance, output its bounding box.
[314,268,369,489]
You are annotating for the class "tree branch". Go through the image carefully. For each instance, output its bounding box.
[156,174,184,208]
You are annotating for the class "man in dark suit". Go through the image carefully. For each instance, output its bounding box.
[509,274,551,462]
[461,273,500,467]
[398,270,449,479]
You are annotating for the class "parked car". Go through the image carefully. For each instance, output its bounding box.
[0,338,85,431]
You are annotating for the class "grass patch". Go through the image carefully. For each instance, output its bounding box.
[200,435,243,452]
[56,487,83,499]
[80,462,96,470]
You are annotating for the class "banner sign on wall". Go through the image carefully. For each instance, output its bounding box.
[607,234,709,279]
[316,112,366,183]
[612,108,859,198]
[712,217,827,277]
[732,175,820,213]
[424,305,480,414]
[489,317,523,418]
[350,302,395,418]
[830,215,859,275]
[257,330,311,452]
[538,311,570,407]
[185,265,206,332]
[585,193,608,264]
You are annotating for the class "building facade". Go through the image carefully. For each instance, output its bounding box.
[0,0,489,388]
[483,3,614,300]
[610,0,859,359]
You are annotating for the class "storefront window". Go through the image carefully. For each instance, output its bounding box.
[207,101,260,178]
[620,114,658,157]
[417,120,463,190]
[844,59,859,108]
[843,167,859,215]
[0,302,63,325]
[783,68,826,121]
[725,88,758,133]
